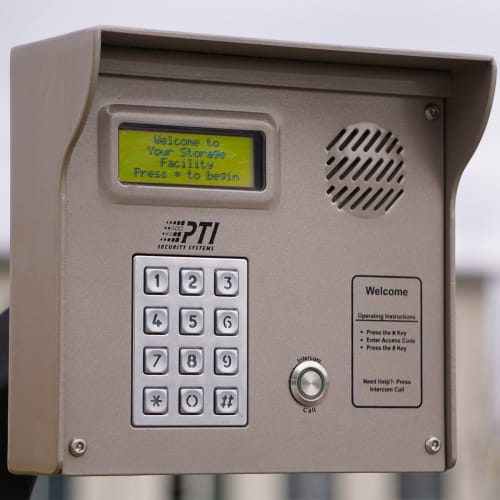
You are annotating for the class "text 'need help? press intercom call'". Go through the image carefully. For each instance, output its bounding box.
[8,27,495,475]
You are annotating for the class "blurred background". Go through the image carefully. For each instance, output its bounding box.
[1,1,500,499]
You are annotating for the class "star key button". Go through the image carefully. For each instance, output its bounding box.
[143,387,168,414]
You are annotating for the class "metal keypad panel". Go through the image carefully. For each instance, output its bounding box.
[132,255,248,426]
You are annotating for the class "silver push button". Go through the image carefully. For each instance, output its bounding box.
[179,388,204,414]
[144,268,169,294]
[214,349,239,375]
[179,308,204,335]
[214,388,238,414]
[215,270,239,296]
[179,348,204,375]
[215,309,239,335]
[180,269,204,295]
[289,361,328,407]
[144,308,169,334]
[143,388,168,415]
[144,348,168,374]
[300,370,322,397]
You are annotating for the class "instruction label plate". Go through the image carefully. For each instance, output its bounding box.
[352,275,422,408]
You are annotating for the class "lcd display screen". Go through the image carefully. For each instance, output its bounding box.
[118,125,265,190]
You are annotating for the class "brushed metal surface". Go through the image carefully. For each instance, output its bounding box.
[9,27,495,474]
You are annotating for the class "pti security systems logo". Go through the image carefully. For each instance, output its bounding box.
[158,220,220,251]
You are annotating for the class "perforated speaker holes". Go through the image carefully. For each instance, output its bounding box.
[324,123,405,217]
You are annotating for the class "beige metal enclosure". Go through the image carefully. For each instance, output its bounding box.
[8,27,495,475]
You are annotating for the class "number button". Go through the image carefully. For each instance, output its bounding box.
[143,387,168,414]
[214,349,239,375]
[144,308,169,334]
[144,268,169,294]
[214,388,238,415]
[144,347,168,374]
[215,270,239,296]
[179,348,204,374]
[179,308,204,335]
[179,388,204,414]
[180,269,204,295]
[215,309,239,335]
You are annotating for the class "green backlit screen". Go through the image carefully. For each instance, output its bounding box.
[118,125,265,190]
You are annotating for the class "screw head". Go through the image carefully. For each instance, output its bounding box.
[424,104,440,121]
[69,438,87,457]
[425,436,441,454]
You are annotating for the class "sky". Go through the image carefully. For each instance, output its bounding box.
[1,0,500,271]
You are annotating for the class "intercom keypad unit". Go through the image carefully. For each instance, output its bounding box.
[132,255,248,426]
[8,27,495,475]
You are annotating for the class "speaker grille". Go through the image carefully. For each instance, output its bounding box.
[324,123,405,216]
